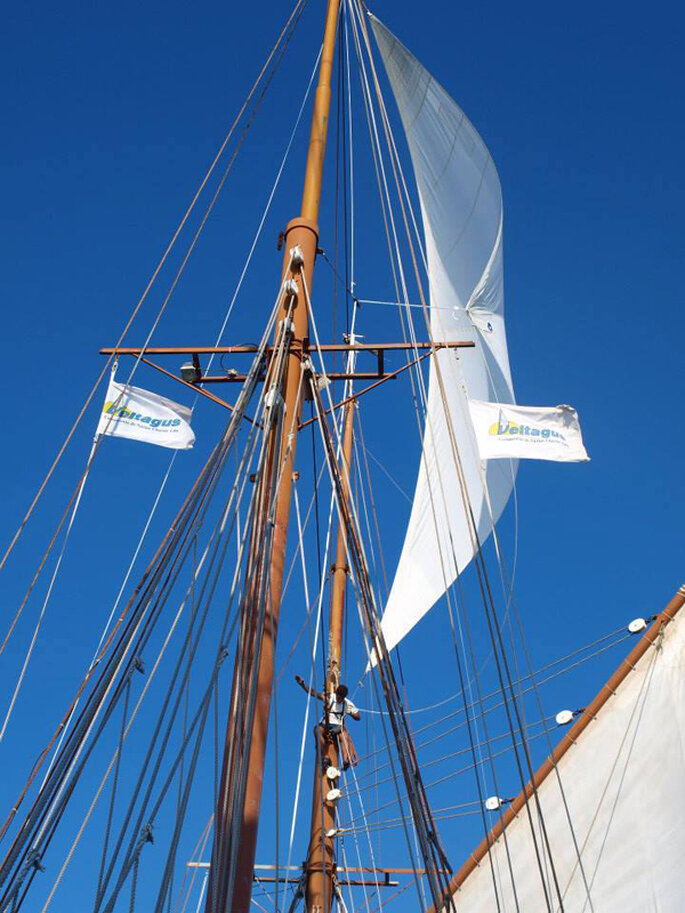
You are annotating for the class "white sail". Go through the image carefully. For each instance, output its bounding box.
[446,608,685,911]
[370,16,516,653]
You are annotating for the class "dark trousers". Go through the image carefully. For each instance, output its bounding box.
[316,723,359,769]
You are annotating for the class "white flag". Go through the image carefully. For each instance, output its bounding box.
[97,378,195,450]
[468,400,589,462]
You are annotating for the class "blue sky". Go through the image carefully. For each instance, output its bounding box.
[0,0,683,910]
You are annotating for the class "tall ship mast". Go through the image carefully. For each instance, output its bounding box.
[0,2,682,912]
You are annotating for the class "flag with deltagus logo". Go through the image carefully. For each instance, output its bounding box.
[468,400,589,462]
[97,377,195,450]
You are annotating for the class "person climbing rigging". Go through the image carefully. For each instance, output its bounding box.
[295,675,360,768]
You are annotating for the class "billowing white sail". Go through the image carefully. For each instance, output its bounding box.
[446,607,685,911]
[370,16,516,653]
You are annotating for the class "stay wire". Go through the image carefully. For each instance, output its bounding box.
[306,256,458,907]
[94,673,133,903]
[304,338,454,912]
[42,409,261,913]
[0,312,275,904]
[27,37,322,781]
[0,0,311,730]
[0,0,310,587]
[95,383,278,913]
[351,7,567,906]
[346,8,509,904]
[205,305,303,911]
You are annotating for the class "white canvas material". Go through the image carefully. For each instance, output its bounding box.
[97,377,195,450]
[468,400,589,462]
[370,16,516,655]
[450,612,685,912]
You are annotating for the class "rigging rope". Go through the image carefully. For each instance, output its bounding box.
[349,7,583,906]
[304,268,457,913]
[0,0,313,726]
[0,280,285,909]
[346,7,513,904]
[0,0,311,583]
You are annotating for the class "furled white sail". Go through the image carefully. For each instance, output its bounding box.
[370,16,516,653]
[447,609,685,911]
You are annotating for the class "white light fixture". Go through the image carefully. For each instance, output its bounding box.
[180,362,201,384]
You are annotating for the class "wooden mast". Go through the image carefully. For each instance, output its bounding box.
[207,2,341,912]
[304,399,355,913]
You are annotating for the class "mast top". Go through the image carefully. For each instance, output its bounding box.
[300,0,341,222]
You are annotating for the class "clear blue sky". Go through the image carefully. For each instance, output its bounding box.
[0,0,683,910]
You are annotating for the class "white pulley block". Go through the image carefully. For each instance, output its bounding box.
[628,617,648,634]
[555,709,574,726]
[290,245,305,268]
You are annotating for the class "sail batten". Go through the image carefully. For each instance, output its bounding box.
[370,16,516,654]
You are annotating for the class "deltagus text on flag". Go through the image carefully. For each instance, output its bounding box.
[468,400,589,462]
[97,379,195,450]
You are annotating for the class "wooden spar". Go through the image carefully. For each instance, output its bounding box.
[426,582,685,913]
[99,342,475,354]
[298,349,435,429]
[189,863,449,876]
[304,400,355,913]
[206,2,341,912]
[137,356,240,415]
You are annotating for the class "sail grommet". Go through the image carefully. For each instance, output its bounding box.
[628,617,648,634]
[290,244,305,268]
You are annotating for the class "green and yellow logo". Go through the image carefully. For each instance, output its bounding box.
[488,410,565,442]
